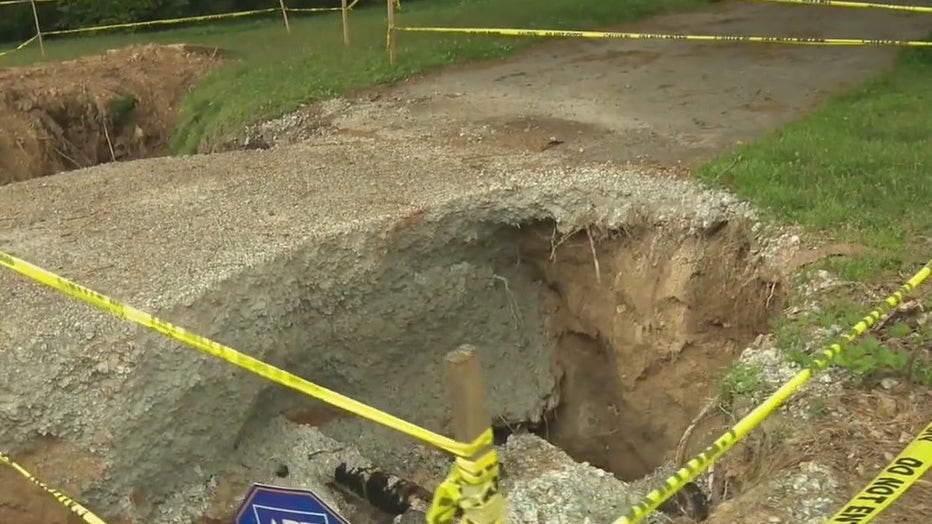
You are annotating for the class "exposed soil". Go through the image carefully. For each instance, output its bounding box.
[0,439,106,524]
[0,476,82,524]
[517,220,783,481]
[109,214,784,524]
[0,44,220,185]
[2,1,932,523]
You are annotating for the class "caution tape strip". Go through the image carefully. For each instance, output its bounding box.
[0,0,58,5]
[0,450,107,524]
[613,260,932,524]
[0,250,489,458]
[0,2,357,37]
[285,0,362,13]
[759,0,932,13]
[286,7,343,12]
[393,26,932,47]
[0,34,36,58]
[827,421,932,523]
[0,0,356,6]
[41,8,281,36]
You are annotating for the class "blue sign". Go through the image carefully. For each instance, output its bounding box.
[235,483,351,524]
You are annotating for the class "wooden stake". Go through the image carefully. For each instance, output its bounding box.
[278,0,291,33]
[445,345,492,457]
[386,0,396,65]
[341,0,349,46]
[29,0,45,57]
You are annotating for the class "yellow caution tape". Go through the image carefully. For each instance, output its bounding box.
[0,450,107,524]
[393,26,932,47]
[41,8,281,36]
[285,7,344,12]
[0,34,36,58]
[759,0,932,13]
[827,420,932,523]
[0,250,489,458]
[613,260,932,524]
[428,448,505,524]
[285,0,360,13]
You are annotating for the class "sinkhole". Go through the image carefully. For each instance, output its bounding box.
[230,213,784,517]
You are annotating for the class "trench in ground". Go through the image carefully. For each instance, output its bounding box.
[225,215,783,520]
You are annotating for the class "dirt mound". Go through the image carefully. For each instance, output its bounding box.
[0,44,220,186]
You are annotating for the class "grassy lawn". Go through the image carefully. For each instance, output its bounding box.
[1,0,711,153]
[699,43,932,386]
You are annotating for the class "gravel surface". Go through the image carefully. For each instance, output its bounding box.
[5,1,928,521]
[501,434,670,524]
[155,421,679,523]
[0,136,760,522]
[233,1,932,167]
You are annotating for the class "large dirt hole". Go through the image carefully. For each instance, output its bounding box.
[0,200,786,524]
[232,214,784,514]
[0,44,220,185]
[515,220,783,481]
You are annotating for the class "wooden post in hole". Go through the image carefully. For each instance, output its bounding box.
[278,0,291,33]
[386,0,396,65]
[29,0,45,57]
[341,0,349,46]
[445,345,492,457]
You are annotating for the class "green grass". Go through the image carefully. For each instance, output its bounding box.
[716,362,766,404]
[699,43,932,386]
[779,297,932,388]
[699,44,932,282]
[1,0,710,152]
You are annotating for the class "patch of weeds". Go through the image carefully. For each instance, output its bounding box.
[877,318,932,387]
[106,93,137,129]
[773,315,813,368]
[834,335,909,382]
[885,321,912,339]
[717,362,765,405]
[773,288,932,389]
[802,300,932,387]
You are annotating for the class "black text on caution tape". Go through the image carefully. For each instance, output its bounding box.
[832,426,932,523]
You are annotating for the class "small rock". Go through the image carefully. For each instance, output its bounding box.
[881,378,898,390]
